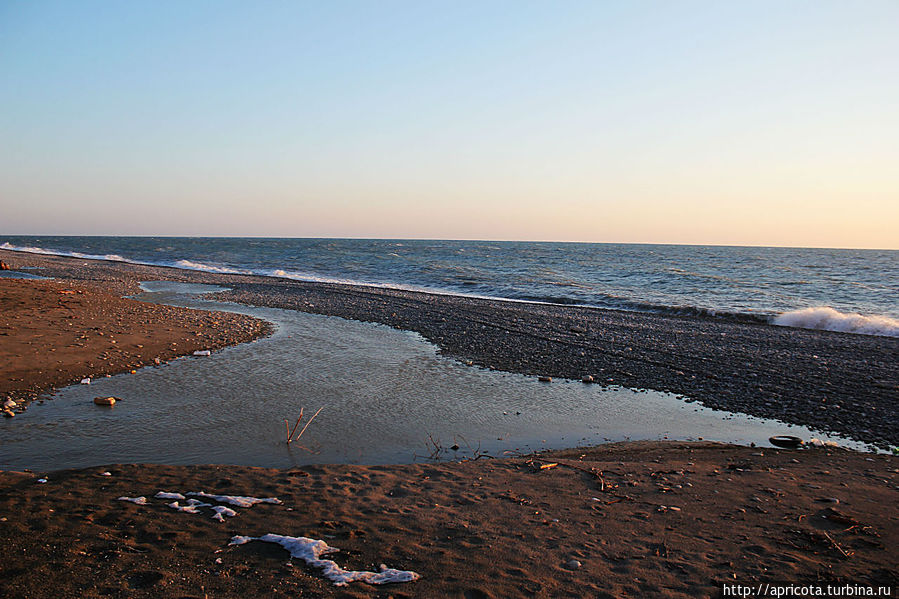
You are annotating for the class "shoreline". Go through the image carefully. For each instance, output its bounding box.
[1,248,896,449]
[0,276,272,413]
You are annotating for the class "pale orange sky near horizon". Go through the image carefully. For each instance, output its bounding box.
[1,1,897,250]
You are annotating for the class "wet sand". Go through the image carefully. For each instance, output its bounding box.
[1,443,896,598]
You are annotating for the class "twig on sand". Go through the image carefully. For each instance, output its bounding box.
[455,434,494,462]
[822,531,853,558]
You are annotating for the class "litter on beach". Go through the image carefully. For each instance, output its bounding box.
[229,534,420,586]
[80,378,90,384]
[192,350,212,356]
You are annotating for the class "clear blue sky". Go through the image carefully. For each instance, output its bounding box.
[1,1,897,247]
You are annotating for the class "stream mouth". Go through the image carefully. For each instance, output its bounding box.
[0,281,866,471]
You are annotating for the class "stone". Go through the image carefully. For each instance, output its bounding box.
[538,376,552,382]
[93,396,116,406]
[565,559,582,570]
[581,375,594,383]
[0,260,9,270]
[2,409,14,418]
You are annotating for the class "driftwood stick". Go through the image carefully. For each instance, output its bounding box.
[291,406,323,444]
[287,408,305,444]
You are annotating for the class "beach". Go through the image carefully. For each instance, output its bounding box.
[2,442,897,598]
[0,249,897,597]
[2,248,896,449]
[0,275,271,412]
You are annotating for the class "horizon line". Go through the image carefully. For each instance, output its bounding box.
[0,233,896,252]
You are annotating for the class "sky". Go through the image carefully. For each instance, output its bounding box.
[1,1,897,248]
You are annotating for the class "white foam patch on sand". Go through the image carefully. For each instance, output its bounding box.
[187,492,282,508]
[118,496,148,505]
[773,307,899,338]
[117,490,281,521]
[229,534,420,586]
[211,505,238,522]
[155,491,185,500]
[167,499,212,514]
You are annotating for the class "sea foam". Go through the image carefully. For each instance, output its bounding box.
[173,259,246,274]
[0,242,129,263]
[772,307,899,338]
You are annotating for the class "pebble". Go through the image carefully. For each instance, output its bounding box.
[816,497,839,504]
[93,396,116,406]
[538,376,552,382]
[581,375,594,384]
[565,559,582,570]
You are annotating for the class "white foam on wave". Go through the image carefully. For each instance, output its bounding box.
[1,242,130,263]
[1,242,249,276]
[773,307,899,338]
[174,259,247,274]
[269,268,362,285]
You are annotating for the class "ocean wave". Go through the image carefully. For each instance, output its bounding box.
[772,307,899,338]
[269,269,364,286]
[3,240,897,338]
[1,242,132,264]
[173,259,247,275]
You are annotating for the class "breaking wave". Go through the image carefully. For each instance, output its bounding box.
[173,259,247,275]
[1,242,130,263]
[772,307,899,338]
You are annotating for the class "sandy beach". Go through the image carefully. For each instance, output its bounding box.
[0,249,897,597]
[0,276,271,412]
[1,443,897,598]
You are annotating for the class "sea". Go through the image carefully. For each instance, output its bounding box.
[2,236,897,337]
